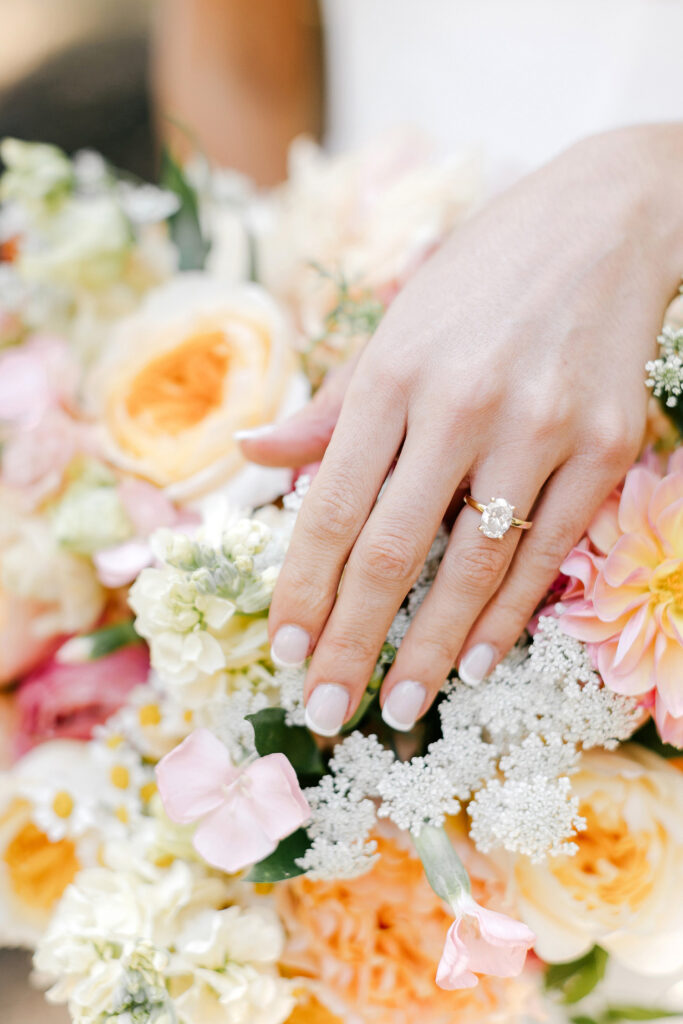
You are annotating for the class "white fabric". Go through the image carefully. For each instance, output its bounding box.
[322,0,683,186]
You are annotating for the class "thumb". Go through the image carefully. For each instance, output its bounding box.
[235,356,358,468]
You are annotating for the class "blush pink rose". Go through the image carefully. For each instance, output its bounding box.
[14,641,150,756]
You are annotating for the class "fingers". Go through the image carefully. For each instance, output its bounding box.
[235,357,357,467]
[458,458,625,673]
[380,457,552,728]
[267,373,406,689]
[302,435,472,734]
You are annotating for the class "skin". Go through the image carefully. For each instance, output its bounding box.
[240,124,683,729]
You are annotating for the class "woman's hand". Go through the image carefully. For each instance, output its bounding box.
[240,125,683,735]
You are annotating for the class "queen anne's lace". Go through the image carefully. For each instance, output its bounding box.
[645,324,683,407]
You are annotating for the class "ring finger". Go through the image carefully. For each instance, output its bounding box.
[380,456,555,728]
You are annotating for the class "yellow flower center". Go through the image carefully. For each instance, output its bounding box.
[110,764,130,790]
[138,703,162,727]
[3,822,79,910]
[125,331,231,436]
[52,791,74,819]
[106,733,125,750]
[115,805,129,824]
[140,781,157,803]
[652,562,683,611]
[551,806,654,911]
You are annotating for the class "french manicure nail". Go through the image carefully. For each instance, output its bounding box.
[271,625,310,668]
[381,680,427,732]
[233,423,276,441]
[459,643,497,686]
[304,684,350,736]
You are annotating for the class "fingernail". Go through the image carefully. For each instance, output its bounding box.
[459,643,497,686]
[381,680,426,732]
[234,423,276,441]
[271,625,310,668]
[304,684,350,736]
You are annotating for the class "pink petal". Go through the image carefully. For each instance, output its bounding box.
[654,634,683,718]
[435,921,478,990]
[464,898,535,978]
[669,450,683,475]
[654,693,683,749]
[560,602,626,643]
[94,540,153,588]
[653,496,683,559]
[618,468,659,535]
[117,479,181,536]
[587,492,621,553]
[602,534,660,588]
[560,544,602,595]
[156,729,238,824]
[649,471,683,534]
[611,602,656,673]
[599,638,656,697]
[243,753,311,841]
[592,574,649,622]
[192,791,278,873]
[661,605,683,646]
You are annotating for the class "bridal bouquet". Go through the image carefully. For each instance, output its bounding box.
[1,136,683,1024]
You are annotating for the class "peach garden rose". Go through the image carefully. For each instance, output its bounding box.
[89,273,308,505]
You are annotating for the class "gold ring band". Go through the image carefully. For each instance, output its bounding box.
[464,495,533,539]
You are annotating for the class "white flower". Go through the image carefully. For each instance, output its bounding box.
[51,481,133,555]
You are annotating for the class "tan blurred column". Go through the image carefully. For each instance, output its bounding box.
[151,0,323,184]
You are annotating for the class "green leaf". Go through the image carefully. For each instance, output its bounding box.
[159,149,210,270]
[631,721,682,759]
[604,1008,682,1021]
[59,620,143,661]
[245,828,311,883]
[246,708,324,781]
[546,946,608,1004]
[570,1016,601,1024]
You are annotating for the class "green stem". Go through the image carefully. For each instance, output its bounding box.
[412,825,471,906]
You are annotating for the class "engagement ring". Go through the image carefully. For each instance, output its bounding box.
[464,496,533,539]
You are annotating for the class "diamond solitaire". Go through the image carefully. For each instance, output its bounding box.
[480,498,514,538]
[464,495,534,538]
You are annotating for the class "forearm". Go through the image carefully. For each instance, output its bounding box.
[150,0,322,184]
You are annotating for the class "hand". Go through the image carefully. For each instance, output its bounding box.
[240,125,683,735]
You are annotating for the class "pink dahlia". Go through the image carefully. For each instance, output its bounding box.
[560,451,683,746]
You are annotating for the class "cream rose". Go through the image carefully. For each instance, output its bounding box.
[89,274,308,504]
[505,746,683,974]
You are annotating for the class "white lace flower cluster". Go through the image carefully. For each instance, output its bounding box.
[300,618,642,875]
[645,324,683,407]
[129,507,293,690]
[34,854,295,1024]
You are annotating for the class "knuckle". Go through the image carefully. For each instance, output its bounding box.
[320,626,379,666]
[455,542,510,592]
[300,484,359,543]
[358,530,424,585]
[591,414,641,464]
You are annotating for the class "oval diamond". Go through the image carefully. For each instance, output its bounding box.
[480,498,514,539]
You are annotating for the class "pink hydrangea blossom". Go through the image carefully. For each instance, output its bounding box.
[14,641,149,756]
[437,893,535,990]
[559,451,683,745]
[156,728,311,873]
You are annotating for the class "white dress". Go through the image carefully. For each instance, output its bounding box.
[322,0,683,188]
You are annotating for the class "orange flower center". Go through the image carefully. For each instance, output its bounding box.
[551,806,654,911]
[125,331,231,436]
[652,563,683,611]
[3,822,80,910]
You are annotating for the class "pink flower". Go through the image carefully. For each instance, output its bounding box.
[437,893,536,990]
[94,479,197,588]
[156,728,311,873]
[0,335,77,428]
[14,642,149,756]
[0,592,61,688]
[560,451,683,744]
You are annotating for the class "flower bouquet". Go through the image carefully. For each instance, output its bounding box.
[1,135,683,1024]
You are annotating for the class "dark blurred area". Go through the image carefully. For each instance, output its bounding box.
[0,0,154,177]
